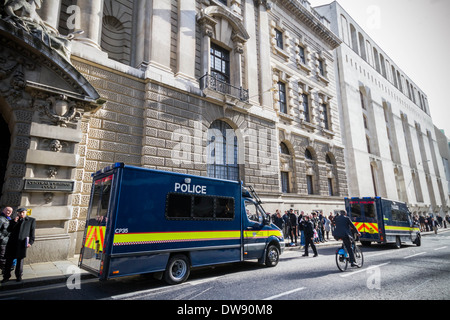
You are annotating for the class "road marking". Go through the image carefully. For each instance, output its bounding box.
[434,246,447,251]
[263,287,306,300]
[403,252,426,259]
[340,262,390,278]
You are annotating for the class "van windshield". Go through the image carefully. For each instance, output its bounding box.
[80,175,113,273]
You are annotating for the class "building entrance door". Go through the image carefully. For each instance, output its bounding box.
[0,115,10,201]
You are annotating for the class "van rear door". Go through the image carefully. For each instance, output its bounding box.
[79,173,115,277]
[348,199,381,242]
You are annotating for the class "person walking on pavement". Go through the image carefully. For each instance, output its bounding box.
[333,210,360,267]
[2,208,36,283]
[0,207,13,272]
[302,215,318,257]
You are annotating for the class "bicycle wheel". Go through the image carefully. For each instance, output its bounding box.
[336,248,348,272]
[353,245,364,268]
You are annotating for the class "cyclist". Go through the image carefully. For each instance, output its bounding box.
[333,210,361,267]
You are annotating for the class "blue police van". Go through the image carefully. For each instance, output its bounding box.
[345,197,421,248]
[79,163,284,284]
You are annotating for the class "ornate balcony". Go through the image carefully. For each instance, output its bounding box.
[199,74,249,103]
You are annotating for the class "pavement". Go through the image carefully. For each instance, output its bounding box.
[0,228,448,292]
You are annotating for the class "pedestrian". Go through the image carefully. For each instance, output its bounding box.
[324,214,331,241]
[282,211,289,239]
[0,207,13,272]
[302,215,318,257]
[288,209,298,246]
[419,215,425,232]
[2,208,36,283]
[298,211,305,247]
[273,210,284,231]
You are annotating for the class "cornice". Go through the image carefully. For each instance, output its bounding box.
[275,0,342,49]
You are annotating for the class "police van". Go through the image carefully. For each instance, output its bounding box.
[79,163,284,284]
[344,197,421,248]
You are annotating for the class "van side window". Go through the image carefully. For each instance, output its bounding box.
[193,196,214,218]
[166,193,235,221]
[166,193,192,218]
[216,197,234,219]
[392,209,408,222]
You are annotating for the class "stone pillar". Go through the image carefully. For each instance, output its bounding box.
[176,0,196,80]
[133,0,152,69]
[73,0,104,49]
[243,0,259,104]
[197,12,217,77]
[148,0,172,72]
[257,2,273,109]
[37,0,62,33]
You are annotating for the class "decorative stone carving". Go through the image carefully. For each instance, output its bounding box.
[47,166,58,178]
[0,0,82,61]
[38,95,82,127]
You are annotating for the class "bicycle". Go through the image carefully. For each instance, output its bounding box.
[335,237,364,272]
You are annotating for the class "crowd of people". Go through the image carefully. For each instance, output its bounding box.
[271,209,337,248]
[415,214,449,234]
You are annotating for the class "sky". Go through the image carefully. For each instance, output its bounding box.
[309,0,450,138]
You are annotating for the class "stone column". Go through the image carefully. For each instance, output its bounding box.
[133,0,152,69]
[148,0,172,72]
[176,0,196,80]
[73,0,104,49]
[243,0,259,104]
[197,12,217,78]
[37,0,62,33]
[257,2,273,109]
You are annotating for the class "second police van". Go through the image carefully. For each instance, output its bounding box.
[79,163,284,284]
[345,197,421,248]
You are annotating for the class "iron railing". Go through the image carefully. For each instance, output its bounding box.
[199,74,249,103]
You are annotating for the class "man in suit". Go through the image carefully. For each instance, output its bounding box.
[333,210,360,267]
[2,208,36,283]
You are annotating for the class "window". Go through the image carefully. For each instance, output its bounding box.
[275,29,283,49]
[217,0,228,5]
[298,46,306,64]
[210,43,230,84]
[301,93,310,122]
[207,120,239,181]
[360,91,366,109]
[166,193,235,221]
[278,82,287,114]
[328,178,333,196]
[364,203,376,220]
[279,142,290,155]
[321,104,329,130]
[392,209,408,222]
[318,59,325,77]
[306,175,314,195]
[349,202,362,218]
[281,171,290,193]
[305,148,313,160]
[245,200,263,223]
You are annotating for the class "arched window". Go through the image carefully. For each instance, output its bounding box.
[207,120,239,181]
[280,142,290,155]
[305,148,313,160]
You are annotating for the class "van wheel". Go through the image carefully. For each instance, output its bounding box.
[265,245,280,267]
[394,236,401,249]
[415,234,421,247]
[164,255,190,285]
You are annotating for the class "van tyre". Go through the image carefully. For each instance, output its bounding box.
[265,245,280,267]
[164,255,190,285]
[415,234,421,247]
[394,236,401,249]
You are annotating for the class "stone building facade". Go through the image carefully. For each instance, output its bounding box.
[0,0,346,263]
[316,2,449,216]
